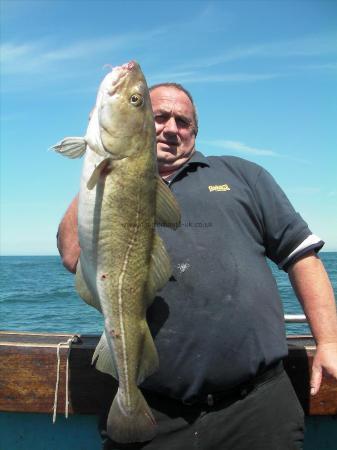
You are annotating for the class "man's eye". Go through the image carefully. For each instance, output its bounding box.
[154,115,166,123]
[177,118,189,127]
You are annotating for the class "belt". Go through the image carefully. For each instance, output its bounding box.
[183,360,284,407]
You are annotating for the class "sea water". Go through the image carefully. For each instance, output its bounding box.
[1,253,336,335]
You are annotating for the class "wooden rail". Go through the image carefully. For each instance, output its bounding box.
[0,331,336,416]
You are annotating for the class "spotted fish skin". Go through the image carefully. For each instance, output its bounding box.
[52,61,180,443]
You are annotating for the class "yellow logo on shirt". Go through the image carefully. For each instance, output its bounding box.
[208,184,231,192]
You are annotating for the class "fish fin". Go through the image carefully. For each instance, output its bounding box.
[155,176,181,228]
[107,388,156,443]
[92,331,119,380]
[75,260,102,312]
[136,323,159,384]
[51,137,87,158]
[87,158,113,190]
[146,233,172,302]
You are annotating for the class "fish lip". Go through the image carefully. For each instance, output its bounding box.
[105,61,137,95]
[121,60,137,71]
[103,60,138,74]
[110,61,137,72]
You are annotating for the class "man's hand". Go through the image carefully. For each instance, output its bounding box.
[310,342,337,395]
[288,251,337,395]
[57,195,80,273]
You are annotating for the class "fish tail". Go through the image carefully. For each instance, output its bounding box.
[106,388,157,443]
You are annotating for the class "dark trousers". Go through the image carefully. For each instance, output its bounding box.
[101,366,304,450]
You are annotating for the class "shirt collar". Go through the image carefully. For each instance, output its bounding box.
[163,150,209,185]
[186,150,210,167]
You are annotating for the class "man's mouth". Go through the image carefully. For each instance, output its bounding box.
[158,140,178,147]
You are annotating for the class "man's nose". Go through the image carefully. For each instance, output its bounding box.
[164,116,178,134]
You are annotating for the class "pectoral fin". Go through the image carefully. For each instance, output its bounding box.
[51,137,87,158]
[155,176,181,227]
[87,158,113,190]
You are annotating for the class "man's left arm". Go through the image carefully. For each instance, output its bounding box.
[288,251,337,395]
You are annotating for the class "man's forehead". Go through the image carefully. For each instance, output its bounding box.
[150,87,193,113]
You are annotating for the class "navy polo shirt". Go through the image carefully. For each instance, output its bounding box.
[142,151,321,403]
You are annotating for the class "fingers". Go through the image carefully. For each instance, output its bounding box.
[310,364,322,396]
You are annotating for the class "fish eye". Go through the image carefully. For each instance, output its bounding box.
[130,93,144,107]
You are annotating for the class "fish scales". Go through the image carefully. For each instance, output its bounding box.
[96,158,155,402]
[52,61,180,443]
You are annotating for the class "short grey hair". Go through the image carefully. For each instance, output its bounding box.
[149,82,198,136]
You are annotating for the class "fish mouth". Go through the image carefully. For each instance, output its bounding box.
[104,61,137,72]
[112,60,137,73]
[120,61,137,71]
[104,61,139,96]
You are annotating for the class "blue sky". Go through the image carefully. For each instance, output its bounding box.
[1,0,336,255]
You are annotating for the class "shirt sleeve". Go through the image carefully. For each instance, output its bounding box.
[253,168,322,269]
[278,234,324,271]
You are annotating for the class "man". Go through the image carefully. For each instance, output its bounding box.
[57,83,337,449]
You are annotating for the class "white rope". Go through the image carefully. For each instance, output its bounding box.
[52,335,79,423]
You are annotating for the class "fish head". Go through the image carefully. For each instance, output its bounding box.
[88,61,155,159]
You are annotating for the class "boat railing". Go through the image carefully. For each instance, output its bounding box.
[284,314,307,323]
[1,330,336,417]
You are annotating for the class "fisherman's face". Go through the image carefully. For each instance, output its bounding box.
[150,86,196,175]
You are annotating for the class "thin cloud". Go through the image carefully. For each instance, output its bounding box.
[204,139,280,156]
[290,62,337,71]
[150,31,337,85]
[150,71,282,84]
[0,27,168,75]
[202,139,311,164]
[175,32,337,72]
[176,45,267,70]
[1,42,36,60]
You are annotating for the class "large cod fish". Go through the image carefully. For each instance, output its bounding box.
[53,61,180,443]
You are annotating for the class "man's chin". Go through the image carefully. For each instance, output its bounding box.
[157,144,178,154]
[157,147,178,163]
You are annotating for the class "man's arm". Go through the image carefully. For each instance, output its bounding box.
[288,251,337,395]
[57,195,80,274]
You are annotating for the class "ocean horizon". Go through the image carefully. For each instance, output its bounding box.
[1,252,336,336]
